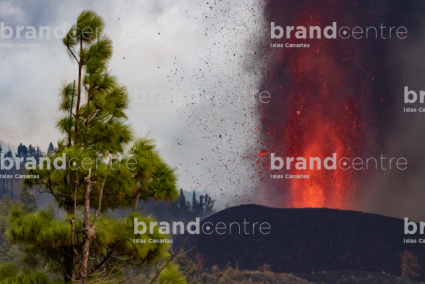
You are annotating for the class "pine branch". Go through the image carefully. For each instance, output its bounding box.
[148,236,191,284]
[67,46,80,64]
[88,249,115,275]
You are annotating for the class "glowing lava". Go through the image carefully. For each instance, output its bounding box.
[285,45,365,208]
[258,15,371,209]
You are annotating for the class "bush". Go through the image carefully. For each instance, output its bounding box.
[201,273,208,283]
[212,265,220,277]
[226,267,240,280]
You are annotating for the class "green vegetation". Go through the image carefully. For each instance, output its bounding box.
[0,196,21,265]
[0,10,184,284]
[0,193,38,266]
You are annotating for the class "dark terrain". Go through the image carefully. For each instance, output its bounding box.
[199,269,424,284]
[174,205,425,282]
[294,271,424,284]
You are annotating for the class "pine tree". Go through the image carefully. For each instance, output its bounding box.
[204,194,215,215]
[7,10,180,284]
[0,195,11,217]
[179,189,187,211]
[19,188,38,213]
[47,142,55,156]
[0,196,12,242]
[28,145,36,157]
[36,146,42,163]
[192,192,199,213]
[17,143,29,158]
[0,196,23,265]
[5,149,12,158]
[0,242,10,263]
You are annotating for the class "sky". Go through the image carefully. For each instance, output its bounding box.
[0,0,266,208]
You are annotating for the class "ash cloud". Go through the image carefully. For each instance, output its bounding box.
[358,30,425,221]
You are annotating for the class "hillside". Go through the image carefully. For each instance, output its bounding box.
[174,205,425,281]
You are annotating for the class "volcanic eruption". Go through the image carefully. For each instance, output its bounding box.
[254,0,422,210]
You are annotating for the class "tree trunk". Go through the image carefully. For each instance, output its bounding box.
[80,170,93,284]
[69,80,76,147]
[76,38,83,133]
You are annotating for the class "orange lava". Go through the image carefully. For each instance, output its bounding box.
[265,15,369,209]
[282,44,363,209]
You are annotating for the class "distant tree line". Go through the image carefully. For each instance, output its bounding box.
[0,141,58,166]
[147,189,216,223]
[0,141,51,201]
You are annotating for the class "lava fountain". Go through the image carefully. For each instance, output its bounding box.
[281,40,366,209]
[254,1,411,209]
